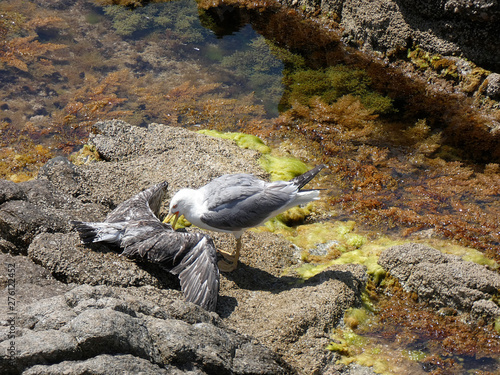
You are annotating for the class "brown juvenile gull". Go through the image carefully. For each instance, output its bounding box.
[166,164,326,272]
[70,181,219,311]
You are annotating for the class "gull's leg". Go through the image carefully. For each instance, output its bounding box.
[217,237,241,272]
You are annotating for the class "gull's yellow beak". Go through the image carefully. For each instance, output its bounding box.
[164,211,180,229]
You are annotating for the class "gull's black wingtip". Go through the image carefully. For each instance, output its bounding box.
[292,164,327,188]
[70,220,99,244]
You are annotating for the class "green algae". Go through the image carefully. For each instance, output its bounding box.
[220,37,284,116]
[283,65,395,115]
[102,0,207,41]
[289,227,403,284]
[276,205,312,226]
[436,244,499,270]
[328,328,398,373]
[402,349,427,362]
[294,247,386,284]
[258,154,310,181]
[344,307,372,328]
[407,46,459,79]
[285,222,354,250]
[69,144,101,165]
[197,129,271,154]
[327,328,368,354]
[197,129,313,182]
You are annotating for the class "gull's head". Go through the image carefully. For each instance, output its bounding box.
[166,188,196,229]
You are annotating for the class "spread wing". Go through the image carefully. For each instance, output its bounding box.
[120,221,219,311]
[106,181,168,223]
[70,220,126,245]
[171,235,220,312]
[201,180,298,231]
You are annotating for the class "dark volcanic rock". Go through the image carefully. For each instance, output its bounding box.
[28,232,179,288]
[0,175,106,253]
[378,243,500,319]
[0,285,288,375]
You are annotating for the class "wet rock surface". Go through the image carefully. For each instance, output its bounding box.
[378,243,500,319]
[279,0,500,71]
[0,120,367,374]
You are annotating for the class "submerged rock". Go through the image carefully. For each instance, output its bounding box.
[378,243,500,320]
[0,120,366,374]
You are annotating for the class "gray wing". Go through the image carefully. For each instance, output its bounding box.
[171,235,220,312]
[106,181,168,223]
[120,222,219,311]
[201,180,298,231]
[70,220,126,245]
[202,174,267,210]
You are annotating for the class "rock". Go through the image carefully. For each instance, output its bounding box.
[378,243,500,316]
[23,354,171,375]
[0,176,106,253]
[471,300,500,322]
[278,0,500,71]
[485,73,500,99]
[222,263,367,374]
[0,252,71,312]
[27,232,179,288]
[0,285,287,375]
[0,180,26,204]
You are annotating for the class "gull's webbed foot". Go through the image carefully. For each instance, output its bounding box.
[217,258,238,272]
[217,238,241,272]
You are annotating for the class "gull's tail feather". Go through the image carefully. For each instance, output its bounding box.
[70,220,125,245]
[291,164,326,189]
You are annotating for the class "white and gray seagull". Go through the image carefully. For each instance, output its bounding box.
[166,164,326,272]
[70,181,219,311]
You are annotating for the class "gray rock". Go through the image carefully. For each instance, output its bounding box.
[486,73,500,99]
[28,232,178,288]
[378,243,500,316]
[0,252,71,324]
[23,354,172,375]
[0,200,71,249]
[471,299,500,322]
[0,285,287,375]
[279,0,500,71]
[0,180,26,204]
[0,176,106,252]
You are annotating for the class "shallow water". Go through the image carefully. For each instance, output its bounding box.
[1,0,499,373]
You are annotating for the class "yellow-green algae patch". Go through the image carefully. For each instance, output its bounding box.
[197,129,271,154]
[433,242,499,270]
[258,154,310,181]
[69,144,102,165]
[163,214,192,229]
[328,326,428,374]
[285,222,396,284]
[402,349,427,362]
[328,328,395,373]
[197,129,312,181]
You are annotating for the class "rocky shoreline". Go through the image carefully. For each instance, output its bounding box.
[1,120,499,374]
[271,0,500,135]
